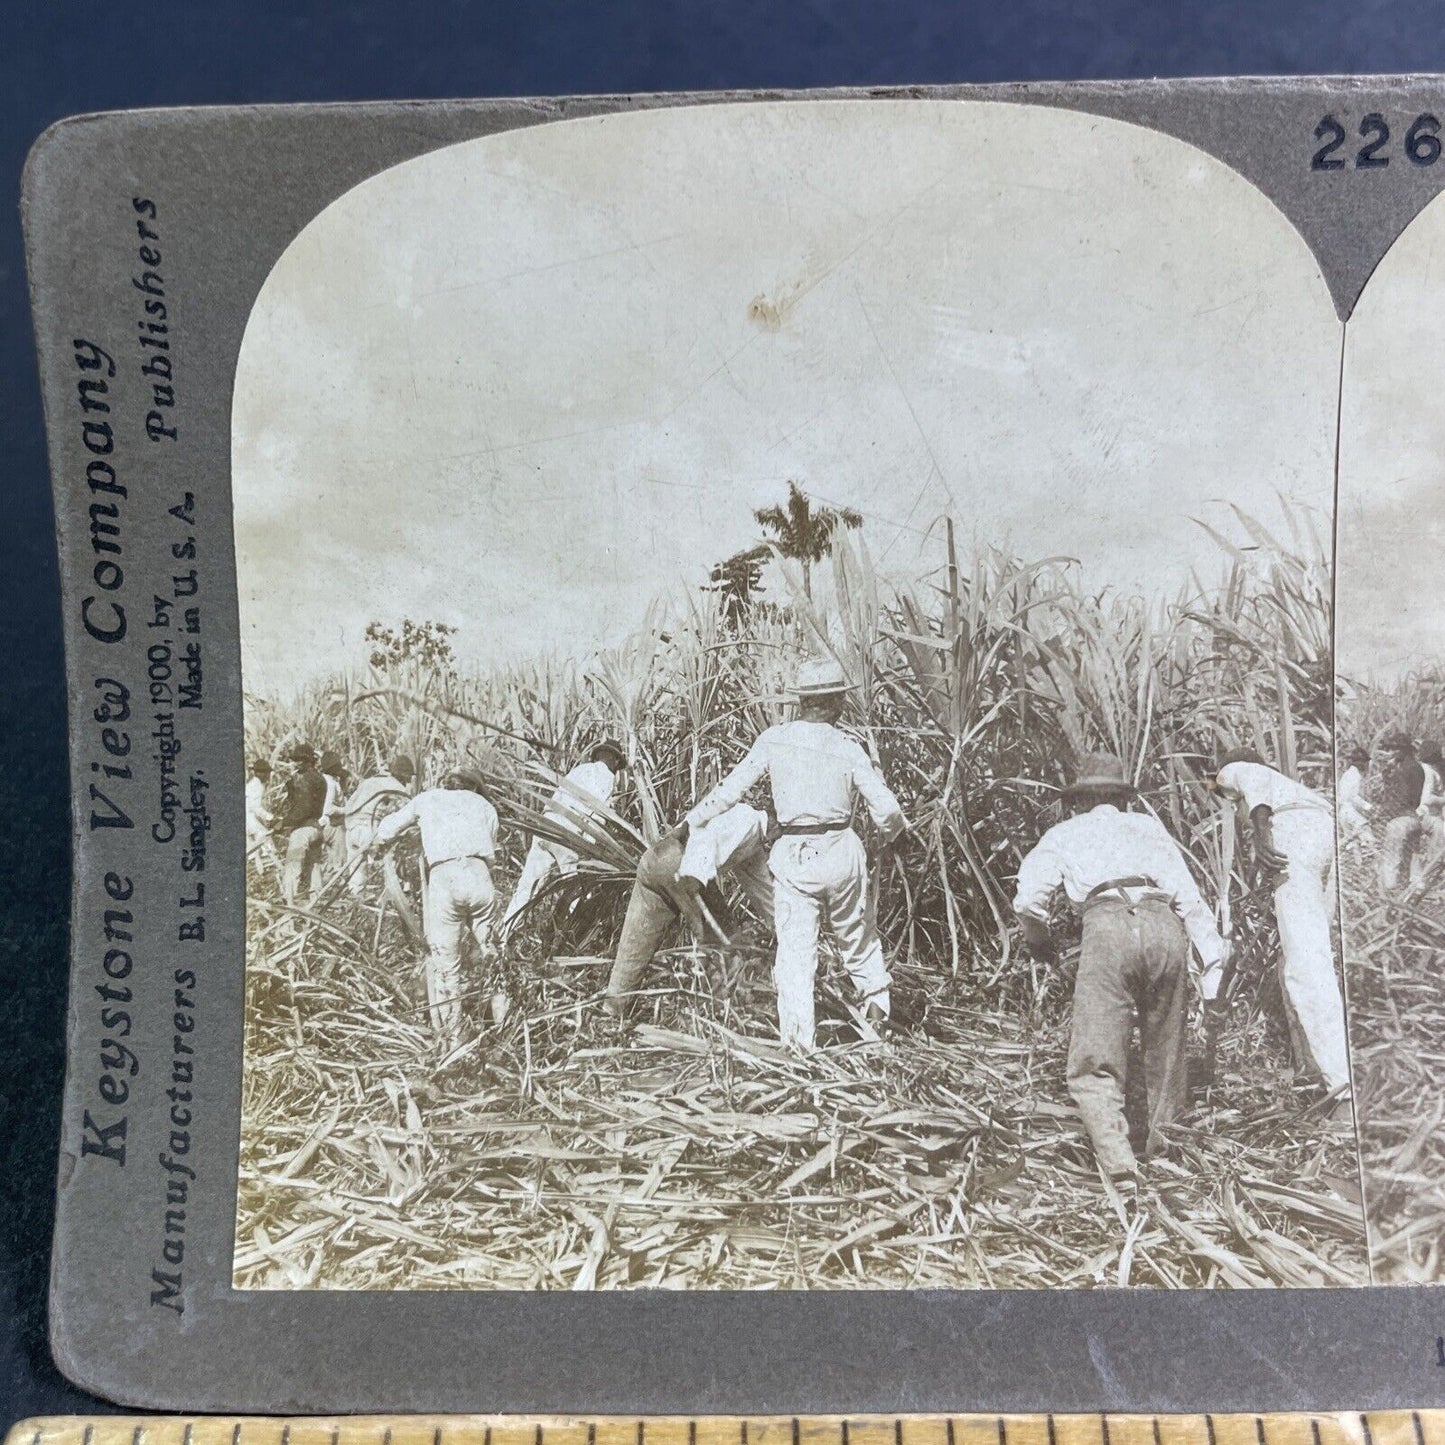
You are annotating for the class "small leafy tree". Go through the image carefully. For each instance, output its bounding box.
[707,543,771,625]
[366,618,457,674]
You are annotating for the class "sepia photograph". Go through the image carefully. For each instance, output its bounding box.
[232,99,1367,1291]
[1337,184,1445,1285]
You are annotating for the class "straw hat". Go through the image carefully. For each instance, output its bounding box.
[1062,752,1136,799]
[590,739,628,770]
[793,658,854,698]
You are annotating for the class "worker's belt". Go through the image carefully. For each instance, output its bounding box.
[430,852,493,867]
[1081,876,1171,912]
[1086,876,1153,897]
[778,820,851,836]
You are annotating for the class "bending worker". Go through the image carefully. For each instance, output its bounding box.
[605,803,775,1019]
[344,753,417,896]
[1211,748,1349,1095]
[369,766,500,1056]
[1014,752,1227,1180]
[501,739,628,936]
[684,658,906,1051]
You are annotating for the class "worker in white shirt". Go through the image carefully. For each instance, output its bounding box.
[1417,740,1445,868]
[1336,745,1373,846]
[686,658,906,1052]
[501,739,628,936]
[1210,748,1349,1093]
[604,803,775,1018]
[343,753,416,896]
[245,758,278,874]
[1014,752,1227,1179]
[368,766,501,1055]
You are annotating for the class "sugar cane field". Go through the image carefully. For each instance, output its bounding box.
[236,502,1374,1290]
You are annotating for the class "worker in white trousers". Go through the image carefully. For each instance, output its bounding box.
[1212,749,1349,1093]
[245,757,278,874]
[686,658,906,1051]
[1336,745,1373,847]
[501,740,627,936]
[369,766,501,1056]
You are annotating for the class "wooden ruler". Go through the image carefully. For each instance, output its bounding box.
[6,1417,1445,1445]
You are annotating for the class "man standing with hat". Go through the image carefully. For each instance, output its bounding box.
[1210,748,1348,1094]
[368,765,501,1055]
[343,753,417,896]
[276,742,328,906]
[1014,752,1227,1180]
[685,658,906,1052]
[501,739,629,937]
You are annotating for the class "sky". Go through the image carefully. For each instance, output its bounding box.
[232,99,1342,695]
[1338,191,1445,687]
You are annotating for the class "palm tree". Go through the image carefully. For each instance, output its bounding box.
[707,542,771,625]
[753,481,863,599]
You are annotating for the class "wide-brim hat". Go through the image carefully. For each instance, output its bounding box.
[590,738,628,769]
[793,658,856,698]
[1381,729,1415,752]
[284,742,318,765]
[1062,751,1135,798]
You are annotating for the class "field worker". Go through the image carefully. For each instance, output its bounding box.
[1336,745,1373,845]
[318,750,349,878]
[501,739,629,936]
[685,658,906,1051]
[1014,752,1226,1180]
[276,743,328,906]
[1211,748,1348,1093]
[368,766,501,1055]
[1374,731,1425,891]
[343,753,416,896]
[245,758,278,873]
[604,803,775,1019]
[1417,740,1445,864]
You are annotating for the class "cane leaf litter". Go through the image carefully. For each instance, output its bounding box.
[237,504,1368,1289]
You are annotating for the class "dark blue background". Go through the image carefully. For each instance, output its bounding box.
[3,0,1444,1423]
